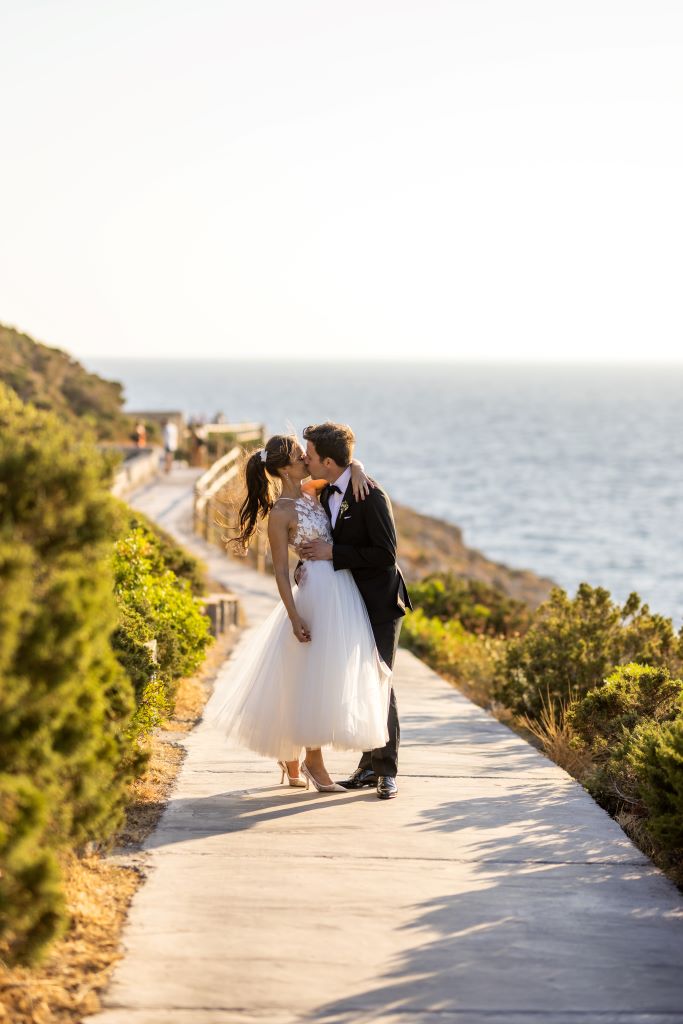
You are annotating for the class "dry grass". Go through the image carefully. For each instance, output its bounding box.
[0,853,140,1024]
[0,626,236,1024]
[517,689,592,780]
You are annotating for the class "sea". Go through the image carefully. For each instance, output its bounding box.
[85,359,683,626]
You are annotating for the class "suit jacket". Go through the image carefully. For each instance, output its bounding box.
[323,478,412,625]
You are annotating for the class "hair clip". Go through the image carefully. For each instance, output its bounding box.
[259,448,268,463]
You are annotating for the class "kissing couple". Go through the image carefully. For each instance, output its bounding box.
[204,421,412,800]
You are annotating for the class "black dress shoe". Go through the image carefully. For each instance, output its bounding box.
[336,767,377,790]
[377,776,398,800]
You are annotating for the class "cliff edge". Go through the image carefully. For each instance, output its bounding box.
[393,501,553,608]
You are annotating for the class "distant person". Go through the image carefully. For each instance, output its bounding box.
[162,419,178,473]
[134,420,147,448]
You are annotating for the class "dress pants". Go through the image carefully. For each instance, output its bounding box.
[357,617,403,778]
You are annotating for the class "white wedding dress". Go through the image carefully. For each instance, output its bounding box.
[203,493,391,762]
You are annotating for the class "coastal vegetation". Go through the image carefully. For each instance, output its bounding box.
[0,382,213,970]
[112,510,212,737]
[497,584,681,715]
[0,322,137,441]
[402,575,683,880]
[407,573,531,636]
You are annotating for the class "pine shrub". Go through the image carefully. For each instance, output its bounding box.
[567,663,683,804]
[0,384,141,964]
[495,584,682,717]
[630,710,683,852]
[408,572,531,637]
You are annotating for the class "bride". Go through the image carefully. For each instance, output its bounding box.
[203,433,391,792]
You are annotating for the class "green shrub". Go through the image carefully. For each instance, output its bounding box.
[120,503,208,596]
[630,710,683,851]
[495,584,682,717]
[567,663,683,807]
[401,608,503,706]
[408,573,530,637]
[568,663,682,751]
[111,525,213,734]
[0,384,142,964]
[0,776,65,965]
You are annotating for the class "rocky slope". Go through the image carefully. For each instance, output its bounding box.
[0,322,132,440]
[393,500,553,607]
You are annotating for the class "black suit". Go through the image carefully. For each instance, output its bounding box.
[322,477,412,777]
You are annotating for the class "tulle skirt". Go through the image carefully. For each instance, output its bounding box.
[202,561,391,762]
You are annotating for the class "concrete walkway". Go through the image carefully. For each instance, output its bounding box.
[86,468,683,1024]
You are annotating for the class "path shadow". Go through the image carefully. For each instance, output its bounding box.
[303,857,683,1021]
[133,755,683,1017]
[407,787,647,863]
[142,784,377,851]
[300,787,683,1020]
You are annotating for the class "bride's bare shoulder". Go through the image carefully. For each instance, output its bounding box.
[270,497,298,519]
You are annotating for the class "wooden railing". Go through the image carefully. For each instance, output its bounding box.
[192,424,268,572]
[201,421,265,460]
[108,445,161,498]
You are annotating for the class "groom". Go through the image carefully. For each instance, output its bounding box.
[299,422,412,800]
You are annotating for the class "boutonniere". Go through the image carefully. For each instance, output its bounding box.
[338,499,350,518]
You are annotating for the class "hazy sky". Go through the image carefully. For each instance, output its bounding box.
[1,1,681,361]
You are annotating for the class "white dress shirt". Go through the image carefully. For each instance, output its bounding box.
[328,465,352,529]
[163,421,178,451]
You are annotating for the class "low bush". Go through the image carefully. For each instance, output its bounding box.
[567,662,682,754]
[495,584,682,717]
[408,573,531,637]
[121,504,208,597]
[111,523,213,735]
[401,608,504,707]
[567,664,683,856]
[631,711,683,852]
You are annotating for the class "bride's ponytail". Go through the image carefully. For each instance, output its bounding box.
[236,435,297,548]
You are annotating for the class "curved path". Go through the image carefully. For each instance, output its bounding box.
[86,467,683,1024]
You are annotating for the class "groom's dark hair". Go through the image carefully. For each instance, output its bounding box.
[303,422,355,467]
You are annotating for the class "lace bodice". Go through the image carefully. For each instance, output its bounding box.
[289,495,332,551]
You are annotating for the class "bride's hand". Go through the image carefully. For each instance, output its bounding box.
[350,459,375,501]
[291,615,311,643]
[301,477,327,497]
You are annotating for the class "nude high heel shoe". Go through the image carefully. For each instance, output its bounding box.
[300,761,347,793]
[277,760,307,788]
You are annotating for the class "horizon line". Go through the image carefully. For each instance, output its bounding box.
[78,354,683,367]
